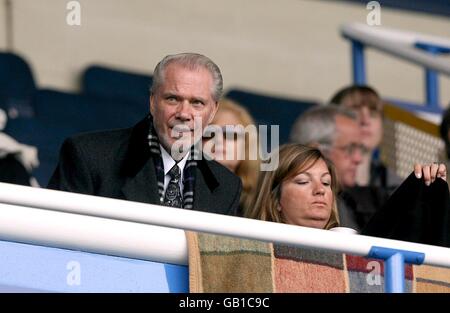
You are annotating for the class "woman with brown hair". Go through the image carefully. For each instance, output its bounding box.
[205,98,260,213]
[245,143,339,230]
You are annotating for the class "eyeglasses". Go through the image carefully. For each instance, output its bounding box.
[334,143,370,156]
[319,142,369,156]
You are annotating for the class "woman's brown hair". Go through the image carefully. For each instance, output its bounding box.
[245,143,339,230]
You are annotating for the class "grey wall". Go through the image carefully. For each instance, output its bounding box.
[3,0,450,106]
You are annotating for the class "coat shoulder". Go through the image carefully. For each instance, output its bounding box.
[67,127,133,153]
[206,159,241,187]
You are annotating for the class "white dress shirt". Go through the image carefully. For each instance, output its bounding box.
[160,145,190,195]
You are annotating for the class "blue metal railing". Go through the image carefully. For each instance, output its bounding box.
[343,23,450,114]
[368,246,425,293]
[0,183,449,293]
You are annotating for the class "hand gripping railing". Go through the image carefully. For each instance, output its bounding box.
[0,182,449,293]
[341,22,450,113]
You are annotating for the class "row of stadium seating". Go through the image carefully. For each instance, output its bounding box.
[0,52,317,185]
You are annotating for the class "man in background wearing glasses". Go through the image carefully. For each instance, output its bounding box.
[289,105,447,238]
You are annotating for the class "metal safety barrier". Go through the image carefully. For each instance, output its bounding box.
[0,182,449,293]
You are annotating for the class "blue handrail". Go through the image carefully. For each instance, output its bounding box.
[368,246,425,293]
[343,23,450,114]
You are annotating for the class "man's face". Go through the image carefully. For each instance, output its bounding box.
[328,115,365,189]
[150,63,219,155]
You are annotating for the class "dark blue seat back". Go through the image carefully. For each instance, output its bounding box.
[5,89,148,185]
[33,89,147,131]
[0,52,36,117]
[82,65,153,106]
[5,117,68,187]
[225,89,318,145]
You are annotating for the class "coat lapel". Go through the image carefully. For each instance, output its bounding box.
[120,116,161,204]
[122,158,160,204]
[119,116,222,208]
[193,159,220,211]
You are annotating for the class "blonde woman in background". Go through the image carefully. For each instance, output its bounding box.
[205,98,260,214]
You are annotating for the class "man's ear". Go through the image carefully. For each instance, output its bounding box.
[208,101,219,124]
[310,142,330,156]
[149,94,155,116]
[308,142,321,149]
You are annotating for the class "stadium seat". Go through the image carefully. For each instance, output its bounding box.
[5,89,149,185]
[0,52,36,118]
[225,89,318,145]
[82,65,153,106]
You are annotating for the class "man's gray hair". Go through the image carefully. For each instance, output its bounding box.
[150,53,223,102]
[290,105,357,146]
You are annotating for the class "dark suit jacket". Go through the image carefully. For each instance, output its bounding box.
[47,117,242,216]
[338,186,390,232]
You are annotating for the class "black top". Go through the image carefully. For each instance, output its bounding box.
[362,173,450,247]
[0,154,31,186]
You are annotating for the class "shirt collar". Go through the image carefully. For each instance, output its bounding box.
[160,145,190,176]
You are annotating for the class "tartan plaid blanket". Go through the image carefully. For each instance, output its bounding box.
[186,232,450,293]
